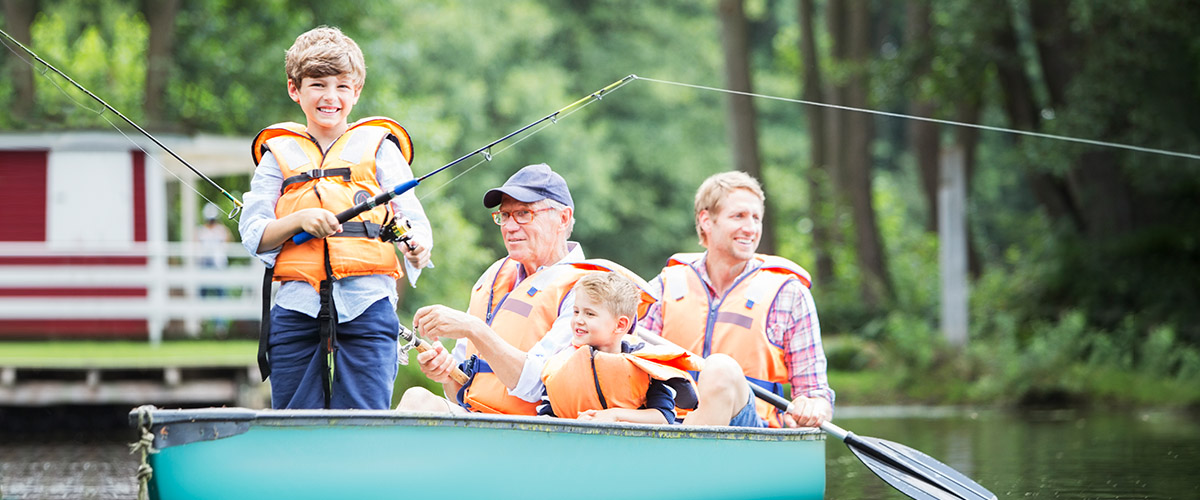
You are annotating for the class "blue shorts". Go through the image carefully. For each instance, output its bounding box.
[728,386,769,428]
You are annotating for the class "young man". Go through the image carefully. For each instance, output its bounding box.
[539,272,700,424]
[239,26,433,410]
[639,171,834,428]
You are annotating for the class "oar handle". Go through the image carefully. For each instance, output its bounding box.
[291,179,420,245]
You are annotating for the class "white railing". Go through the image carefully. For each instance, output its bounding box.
[0,241,266,344]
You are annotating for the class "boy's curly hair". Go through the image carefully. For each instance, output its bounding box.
[285,26,366,88]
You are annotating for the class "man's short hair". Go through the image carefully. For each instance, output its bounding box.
[574,272,639,323]
[694,171,765,246]
[285,26,366,89]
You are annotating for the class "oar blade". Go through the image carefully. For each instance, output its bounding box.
[846,435,996,500]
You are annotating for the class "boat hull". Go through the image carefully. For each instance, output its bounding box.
[130,407,825,500]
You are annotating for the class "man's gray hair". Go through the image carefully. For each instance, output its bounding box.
[542,198,575,238]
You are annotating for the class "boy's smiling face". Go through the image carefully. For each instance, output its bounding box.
[571,292,631,353]
[287,74,361,140]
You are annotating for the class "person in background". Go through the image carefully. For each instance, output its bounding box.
[197,202,231,336]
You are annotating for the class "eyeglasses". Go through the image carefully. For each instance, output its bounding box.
[492,207,555,225]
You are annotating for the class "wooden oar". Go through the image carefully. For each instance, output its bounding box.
[751,383,995,500]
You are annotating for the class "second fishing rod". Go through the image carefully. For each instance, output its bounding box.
[291,75,636,245]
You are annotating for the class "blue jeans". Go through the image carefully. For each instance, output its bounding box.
[268,298,399,409]
[728,386,769,428]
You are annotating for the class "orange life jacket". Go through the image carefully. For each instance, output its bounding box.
[657,252,812,427]
[541,337,702,419]
[460,257,656,415]
[250,117,415,290]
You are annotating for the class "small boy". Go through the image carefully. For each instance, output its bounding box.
[539,272,701,424]
[239,26,433,410]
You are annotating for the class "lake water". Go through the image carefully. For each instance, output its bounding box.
[2,406,1198,499]
[826,406,1200,499]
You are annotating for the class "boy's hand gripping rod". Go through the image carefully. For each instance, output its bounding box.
[292,75,637,245]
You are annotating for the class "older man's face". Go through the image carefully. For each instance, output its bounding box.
[496,196,568,269]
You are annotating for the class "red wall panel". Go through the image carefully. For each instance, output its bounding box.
[1,150,49,242]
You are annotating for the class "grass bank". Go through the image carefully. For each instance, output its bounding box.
[0,340,258,368]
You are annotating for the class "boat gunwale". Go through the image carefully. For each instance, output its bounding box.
[131,406,825,445]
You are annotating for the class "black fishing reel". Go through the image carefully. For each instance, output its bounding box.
[380,217,417,251]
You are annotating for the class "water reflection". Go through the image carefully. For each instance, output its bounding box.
[0,433,138,499]
[825,407,1200,500]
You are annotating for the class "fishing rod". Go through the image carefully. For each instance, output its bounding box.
[291,74,637,245]
[0,28,244,217]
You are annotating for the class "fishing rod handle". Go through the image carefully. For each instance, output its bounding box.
[412,338,470,386]
[291,179,420,245]
[398,323,469,385]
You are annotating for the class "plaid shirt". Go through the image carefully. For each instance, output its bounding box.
[638,254,834,407]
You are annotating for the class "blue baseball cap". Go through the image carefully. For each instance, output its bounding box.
[483,163,574,209]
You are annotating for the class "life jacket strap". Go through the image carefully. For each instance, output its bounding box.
[257,266,274,381]
[316,244,338,409]
[330,221,384,239]
[280,167,353,194]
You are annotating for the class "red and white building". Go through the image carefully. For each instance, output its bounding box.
[0,131,262,342]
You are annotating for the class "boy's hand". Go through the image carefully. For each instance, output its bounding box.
[576,409,616,422]
[401,239,431,269]
[296,208,342,238]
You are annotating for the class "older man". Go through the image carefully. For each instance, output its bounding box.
[400,163,646,415]
[639,171,834,428]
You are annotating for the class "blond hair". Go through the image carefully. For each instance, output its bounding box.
[574,272,639,323]
[285,26,366,89]
[694,171,765,246]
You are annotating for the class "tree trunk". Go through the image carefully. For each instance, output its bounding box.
[142,0,179,129]
[717,0,775,254]
[3,0,37,123]
[1029,2,1133,240]
[991,0,1083,231]
[825,0,849,193]
[843,0,892,307]
[797,0,833,285]
[905,0,940,233]
[955,94,985,278]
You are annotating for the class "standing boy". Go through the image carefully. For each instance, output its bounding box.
[239,26,433,410]
[539,272,701,425]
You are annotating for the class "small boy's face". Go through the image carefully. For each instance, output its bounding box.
[287,74,362,137]
[571,293,631,353]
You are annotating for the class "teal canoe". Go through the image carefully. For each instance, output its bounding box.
[128,406,825,500]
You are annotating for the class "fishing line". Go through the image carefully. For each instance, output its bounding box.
[0,29,244,219]
[39,71,231,216]
[633,75,1200,162]
[290,75,636,244]
[416,88,615,201]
